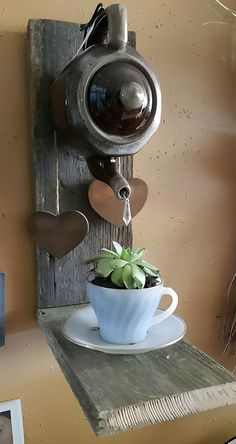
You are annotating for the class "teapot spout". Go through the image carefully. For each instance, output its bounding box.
[86,157,131,200]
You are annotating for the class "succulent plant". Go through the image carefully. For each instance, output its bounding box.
[85,241,160,289]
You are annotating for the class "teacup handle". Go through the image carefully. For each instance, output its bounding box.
[151,287,178,326]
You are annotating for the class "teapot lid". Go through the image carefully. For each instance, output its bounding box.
[87,61,152,137]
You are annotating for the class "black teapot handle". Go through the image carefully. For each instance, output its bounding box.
[106,4,128,50]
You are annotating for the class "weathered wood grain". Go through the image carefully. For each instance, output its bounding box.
[28,19,134,308]
[38,306,236,437]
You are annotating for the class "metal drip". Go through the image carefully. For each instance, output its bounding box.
[119,187,132,226]
[122,196,132,226]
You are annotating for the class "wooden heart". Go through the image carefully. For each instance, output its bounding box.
[88,178,148,227]
[28,211,89,258]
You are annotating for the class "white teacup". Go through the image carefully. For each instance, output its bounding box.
[86,280,178,345]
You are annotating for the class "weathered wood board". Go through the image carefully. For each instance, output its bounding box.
[38,306,236,437]
[28,19,133,309]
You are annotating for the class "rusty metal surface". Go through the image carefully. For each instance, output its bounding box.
[88,178,148,227]
[28,211,89,258]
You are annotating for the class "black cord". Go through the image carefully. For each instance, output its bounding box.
[60,4,108,72]
[80,3,108,51]
[80,3,104,31]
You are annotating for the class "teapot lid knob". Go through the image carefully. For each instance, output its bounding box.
[120,82,148,111]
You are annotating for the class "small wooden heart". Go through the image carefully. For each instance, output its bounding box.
[28,211,89,258]
[88,178,148,227]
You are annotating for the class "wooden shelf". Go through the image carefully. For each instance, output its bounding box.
[38,305,236,437]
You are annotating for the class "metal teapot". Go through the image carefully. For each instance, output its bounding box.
[52,3,161,199]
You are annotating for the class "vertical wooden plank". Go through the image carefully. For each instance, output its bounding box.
[28,19,84,308]
[28,20,58,308]
[29,19,134,308]
[0,273,5,346]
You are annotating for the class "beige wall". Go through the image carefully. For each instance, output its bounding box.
[0,0,235,443]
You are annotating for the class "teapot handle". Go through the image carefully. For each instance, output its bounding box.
[106,4,128,50]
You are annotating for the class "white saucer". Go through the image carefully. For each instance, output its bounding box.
[63,306,186,354]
